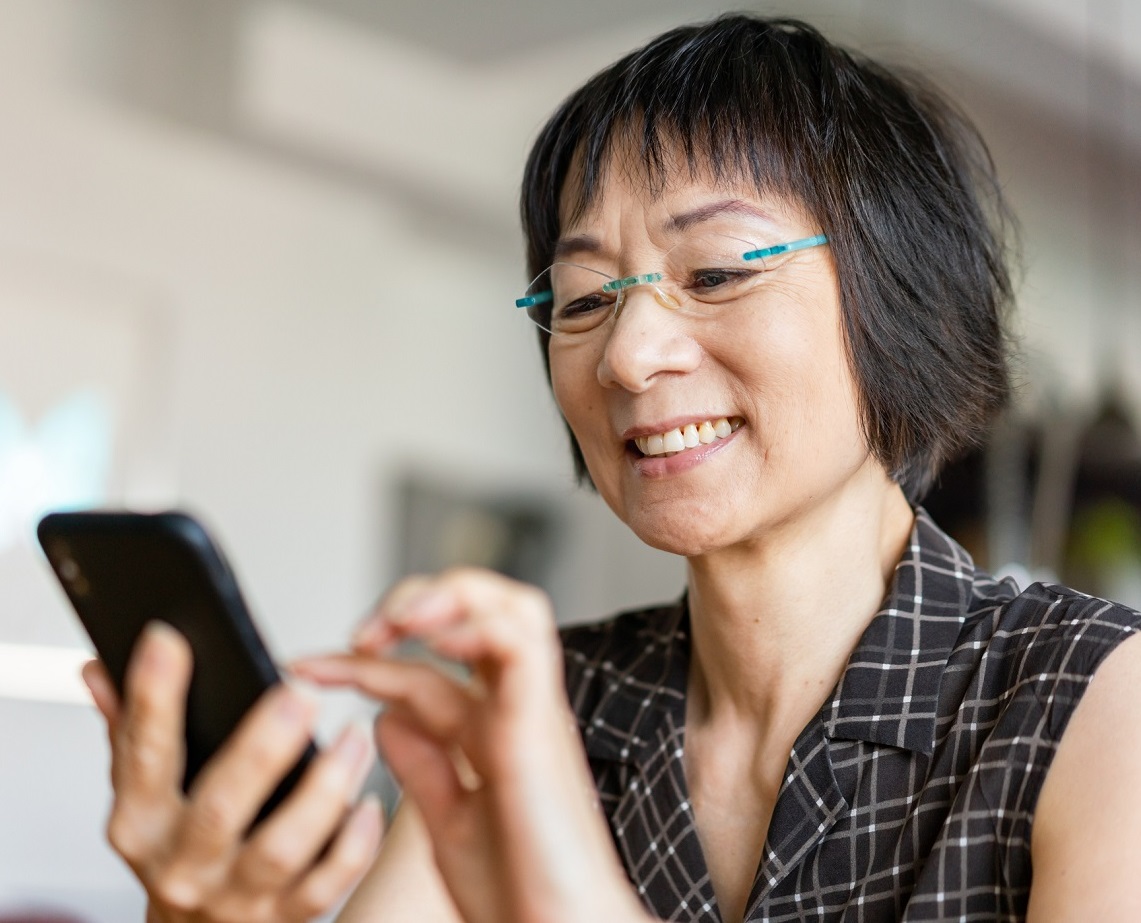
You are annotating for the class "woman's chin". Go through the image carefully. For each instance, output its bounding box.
[625,511,739,559]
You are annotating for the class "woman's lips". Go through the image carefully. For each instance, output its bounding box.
[629,423,742,477]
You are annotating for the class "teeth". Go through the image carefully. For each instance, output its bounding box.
[663,428,686,452]
[634,417,743,457]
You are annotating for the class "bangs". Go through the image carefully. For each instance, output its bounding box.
[524,17,828,273]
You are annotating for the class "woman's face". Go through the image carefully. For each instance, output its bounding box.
[548,165,885,557]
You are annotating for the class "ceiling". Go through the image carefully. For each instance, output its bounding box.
[293,0,1141,79]
[86,0,1140,147]
[63,0,1140,247]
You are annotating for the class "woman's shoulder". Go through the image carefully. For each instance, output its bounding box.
[952,578,1141,748]
[907,509,1141,687]
[976,580,1141,679]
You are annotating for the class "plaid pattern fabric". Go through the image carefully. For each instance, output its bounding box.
[561,509,1141,922]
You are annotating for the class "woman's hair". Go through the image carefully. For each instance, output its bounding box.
[520,14,1015,503]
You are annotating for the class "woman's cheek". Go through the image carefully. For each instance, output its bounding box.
[550,354,588,424]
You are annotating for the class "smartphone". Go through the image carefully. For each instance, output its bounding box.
[37,509,315,828]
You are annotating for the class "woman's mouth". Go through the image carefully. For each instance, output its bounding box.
[631,416,744,458]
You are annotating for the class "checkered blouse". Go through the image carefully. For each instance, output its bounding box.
[560,509,1141,922]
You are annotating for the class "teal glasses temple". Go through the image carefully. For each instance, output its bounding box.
[740,233,827,263]
[514,234,828,309]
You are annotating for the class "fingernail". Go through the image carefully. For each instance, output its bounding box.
[81,661,107,695]
[274,686,312,724]
[352,618,385,648]
[80,659,99,687]
[145,620,182,644]
[288,656,333,678]
[141,621,183,667]
[80,669,101,707]
[389,588,446,624]
[333,722,370,770]
[347,793,383,842]
[360,791,382,818]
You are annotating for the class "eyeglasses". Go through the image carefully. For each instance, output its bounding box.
[515,233,827,336]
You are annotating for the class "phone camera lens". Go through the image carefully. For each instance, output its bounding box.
[60,560,91,597]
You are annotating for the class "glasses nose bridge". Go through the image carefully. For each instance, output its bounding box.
[609,270,681,316]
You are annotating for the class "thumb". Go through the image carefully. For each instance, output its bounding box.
[376,711,465,835]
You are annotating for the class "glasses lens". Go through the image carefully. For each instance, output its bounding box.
[661,233,766,315]
[517,232,802,331]
[523,262,616,335]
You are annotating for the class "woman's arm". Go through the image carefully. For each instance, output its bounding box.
[336,801,463,923]
[1027,631,1141,920]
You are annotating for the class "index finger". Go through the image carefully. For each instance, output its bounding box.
[358,569,555,655]
[352,575,435,651]
[113,621,192,803]
[355,569,562,707]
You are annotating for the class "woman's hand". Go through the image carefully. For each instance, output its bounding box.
[292,569,651,923]
[83,622,382,923]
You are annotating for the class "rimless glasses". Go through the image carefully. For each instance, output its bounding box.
[515,233,828,336]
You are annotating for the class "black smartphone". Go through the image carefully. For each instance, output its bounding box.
[37,509,315,828]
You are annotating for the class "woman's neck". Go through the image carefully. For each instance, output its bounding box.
[684,476,914,741]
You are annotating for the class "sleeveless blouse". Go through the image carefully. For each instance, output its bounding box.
[560,510,1141,921]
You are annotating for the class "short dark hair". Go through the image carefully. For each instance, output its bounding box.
[520,14,1015,503]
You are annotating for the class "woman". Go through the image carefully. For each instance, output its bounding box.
[82,15,1141,923]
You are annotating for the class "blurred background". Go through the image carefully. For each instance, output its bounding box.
[1,0,1138,918]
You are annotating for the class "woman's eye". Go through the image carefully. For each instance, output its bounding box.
[557,295,608,318]
[552,293,615,329]
[690,269,752,290]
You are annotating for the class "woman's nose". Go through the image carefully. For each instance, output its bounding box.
[597,286,702,392]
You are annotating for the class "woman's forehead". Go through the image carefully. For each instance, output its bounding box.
[557,164,811,240]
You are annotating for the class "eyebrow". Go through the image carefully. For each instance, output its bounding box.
[667,199,777,232]
[553,234,603,261]
[551,199,777,260]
